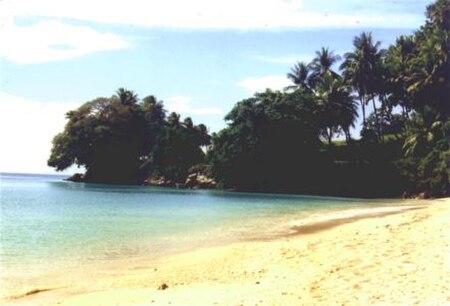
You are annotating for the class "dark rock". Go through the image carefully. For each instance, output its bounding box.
[66,173,85,182]
[158,283,169,290]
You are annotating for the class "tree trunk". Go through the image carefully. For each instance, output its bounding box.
[371,98,380,139]
[379,95,388,137]
[361,96,366,127]
[327,128,333,145]
[401,104,408,136]
[345,128,352,145]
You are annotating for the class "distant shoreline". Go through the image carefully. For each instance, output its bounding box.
[1,172,439,200]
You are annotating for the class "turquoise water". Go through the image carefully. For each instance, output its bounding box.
[0,173,399,294]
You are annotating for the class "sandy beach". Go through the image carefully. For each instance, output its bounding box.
[5,198,450,306]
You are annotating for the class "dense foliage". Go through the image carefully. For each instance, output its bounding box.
[48,89,209,184]
[49,0,449,197]
[208,90,323,192]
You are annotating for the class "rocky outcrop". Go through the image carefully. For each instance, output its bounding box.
[143,173,216,189]
[66,173,85,182]
[185,173,217,189]
[143,176,176,188]
[67,172,217,190]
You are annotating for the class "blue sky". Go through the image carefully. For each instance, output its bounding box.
[0,0,433,174]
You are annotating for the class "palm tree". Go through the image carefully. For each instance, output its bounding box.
[403,115,447,157]
[316,75,358,144]
[340,32,383,129]
[167,112,181,128]
[286,61,311,91]
[115,87,138,105]
[335,88,359,144]
[309,47,341,88]
[384,35,416,129]
[194,124,212,148]
[425,0,450,31]
[183,117,194,129]
[407,29,450,120]
[142,95,166,123]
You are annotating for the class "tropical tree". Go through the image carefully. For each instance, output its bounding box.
[183,117,194,129]
[426,0,450,30]
[286,61,311,91]
[316,75,358,144]
[149,123,206,182]
[48,91,149,184]
[407,30,450,120]
[309,47,341,88]
[384,35,416,127]
[167,112,181,128]
[208,89,322,191]
[401,115,450,197]
[142,95,166,124]
[397,0,450,197]
[194,124,212,148]
[49,89,211,185]
[340,32,383,128]
[115,87,138,106]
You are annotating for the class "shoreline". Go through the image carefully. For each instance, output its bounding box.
[1,172,435,200]
[4,198,449,305]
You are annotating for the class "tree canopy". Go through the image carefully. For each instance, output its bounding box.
[48,88,209,185]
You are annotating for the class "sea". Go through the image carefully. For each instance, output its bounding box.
[0,172,412,298]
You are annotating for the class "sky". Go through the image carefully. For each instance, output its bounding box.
[0,0,433,174]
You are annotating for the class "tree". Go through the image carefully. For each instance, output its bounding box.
[401,116,450,197]
[316,76,358,144]
[209,89,322,192]
[48,89,210,185]
[183,117,194,129]
[407,29,450,120]
[194,124,212,148]
[384,35,416,128]
[309,47,341,88]
[145,114,208,183]
[426,0,450,31]
[142,95,166,124]
[396,0,450,197]
[167,112,181,128]
[286,61,311,91]
[149,123,206,182]
[115,87,138,106]
[341,32,383,128]
[48,92,149,184]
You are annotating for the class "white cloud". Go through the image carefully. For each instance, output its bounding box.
[1,0,423,30]
[0,91,80,174]
[166,96,223,116]
[0,18,129,64]
[238,75,291,93]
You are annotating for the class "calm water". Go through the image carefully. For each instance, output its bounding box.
[0,173,401,295]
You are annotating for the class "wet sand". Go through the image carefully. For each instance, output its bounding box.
[5,198,449,305]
